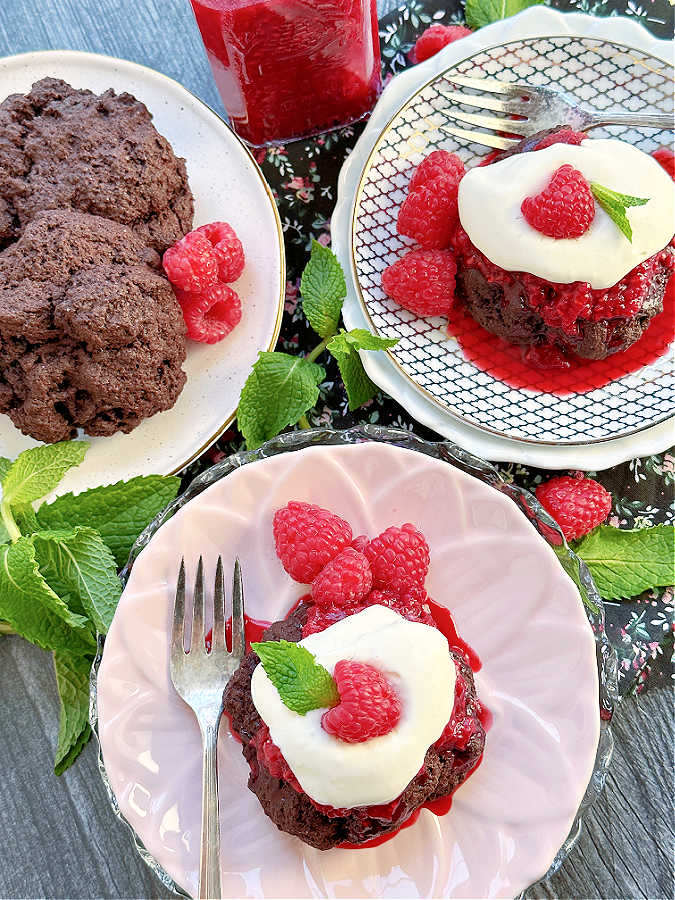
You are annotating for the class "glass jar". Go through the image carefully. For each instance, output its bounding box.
[189,0,382,146]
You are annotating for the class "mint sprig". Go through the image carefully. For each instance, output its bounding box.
[572,524,674,600]
[237,241,399,449]
[590,183,649,243]
[0,441,181,773]
[465,0,544,29]
[252,639,340,715]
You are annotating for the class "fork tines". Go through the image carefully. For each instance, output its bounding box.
[439,73,536,150]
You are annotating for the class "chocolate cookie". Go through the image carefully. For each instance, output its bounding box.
[0,77,193,253]
[0,210,187,443]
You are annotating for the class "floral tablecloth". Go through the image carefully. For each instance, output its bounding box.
[185,0,674,694]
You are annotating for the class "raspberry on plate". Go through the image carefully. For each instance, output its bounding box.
[322,660,401,743]
[312,548,372,608]
[163,231,218,293]
[367,586,435,626]
[364,523,430,593]
[521,164,595,239]
[535,475,612,541]
[273,502,353,584]
[533,129,587,151]
[194,221,245,283]
[652,147,675,180]
[397,173,462,249]
[409,150,465,193]
[177,283,242,343]
[382,248,457,317]
[412,24,472,63]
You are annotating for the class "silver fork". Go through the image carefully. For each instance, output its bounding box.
[171,556,246,900]
[440,72,674,150]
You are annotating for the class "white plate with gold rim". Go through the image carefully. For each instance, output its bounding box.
[332,8,675,469]
[0,51,284,494]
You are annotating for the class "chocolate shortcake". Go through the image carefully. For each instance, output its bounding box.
[224,502,486,850]
[383,130,675,363]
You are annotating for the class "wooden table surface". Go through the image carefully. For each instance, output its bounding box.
[0,1,672,898]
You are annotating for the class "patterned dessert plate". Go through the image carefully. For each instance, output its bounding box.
[95,438,602,898]
[0,51,284,496]
[332,8,675,468]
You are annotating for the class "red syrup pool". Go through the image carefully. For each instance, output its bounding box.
[447,270,674,395]
[338,598,490,850]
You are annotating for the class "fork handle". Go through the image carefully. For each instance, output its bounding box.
[198,719,222,900]
[587,112,673,130]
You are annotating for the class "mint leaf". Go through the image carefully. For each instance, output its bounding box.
[300,240,346,339]
[13,503,39,535]
[0,457,11,482]
[0,539,95,654]
[327,329,398,410]
[590,183,649,242]
[36,475,180,568]
[32,528,121,634]
[573,524,674,600]
[238,352,325,450]
[54,651,93,775]
[1,441,88,505]
[465,0,544,29]
[252,639,340,715]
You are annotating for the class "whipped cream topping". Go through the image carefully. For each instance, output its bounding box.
[250,605,456,809]
[457,138,675,290]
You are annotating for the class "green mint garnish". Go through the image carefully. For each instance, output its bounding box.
[571,524,675,601]
[300,239,347,339]
[0,440,181,773]
[237,241,399,450]
[465,0,544,30]
[590,183,649,243]
[252,639,340,715]
[326,329,399,411]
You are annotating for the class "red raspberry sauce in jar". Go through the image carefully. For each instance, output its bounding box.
[188,0,382,146]
[448,226,675,394]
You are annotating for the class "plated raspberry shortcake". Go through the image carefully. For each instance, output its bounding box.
[383,129,675,363]
[224,501,486,850]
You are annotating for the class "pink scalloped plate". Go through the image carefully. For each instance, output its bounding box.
[96,443,599,898]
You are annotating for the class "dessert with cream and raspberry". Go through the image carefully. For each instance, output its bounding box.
[383,130,675,363]
[223,501,486,850]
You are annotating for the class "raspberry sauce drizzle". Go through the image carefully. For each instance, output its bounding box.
[447,265,674,395]
[205,615,270,653]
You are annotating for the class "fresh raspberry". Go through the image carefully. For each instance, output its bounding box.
[194,222,245,283]
[652,147,675,180]
[535,475,612,541]
[397,173,462,249]
[162,231,218,292]
[382,249,457,317]
[533,129,587,151]
[176,283,242,343]
[302,603,365,637]
[521,165,595,239]
[273,502,352,584]
[312,548,372,608]
[253,725,302,791]
[322,660,401,743]
[364,523,430,593]
[412,24,472,63]
[409,150,465,193]
[352,534,369,554]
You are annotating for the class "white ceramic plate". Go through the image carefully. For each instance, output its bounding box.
[332,8,675,469]
[96,441,600,898]
[0,51,284,495]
